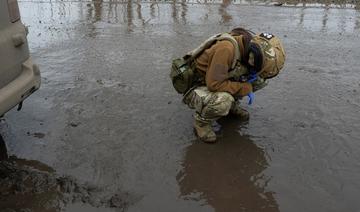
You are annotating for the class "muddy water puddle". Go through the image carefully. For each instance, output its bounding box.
[1,1,360,212]
[177,119,279,212]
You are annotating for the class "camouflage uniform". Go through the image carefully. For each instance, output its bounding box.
[183,86,235,124]
[179,32,286,143]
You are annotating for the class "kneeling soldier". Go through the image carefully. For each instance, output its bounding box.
[170,28,286,143]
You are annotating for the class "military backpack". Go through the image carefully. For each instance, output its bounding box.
[169,32,286,94]
[170,33,240,94]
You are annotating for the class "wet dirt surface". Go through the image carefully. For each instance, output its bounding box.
[1,0,360,211]
[0,134,137,212]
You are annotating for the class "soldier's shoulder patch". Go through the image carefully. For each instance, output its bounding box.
[260,32,274,40]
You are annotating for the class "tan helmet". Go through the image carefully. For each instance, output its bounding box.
[250,33,286,79]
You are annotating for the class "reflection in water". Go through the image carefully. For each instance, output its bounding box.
[172,0,188,24]
[338,10,347,33]
[269,0,358,8]
[219,0,232,24]
[87,0,103,37]
[177,119,279,212]
[79,1,84,21]
[49,0,55,21]
[202,3,212,21]
[298,3,305,26]
[172,0,179,23]
[127,0,134,32]
[94,0,103,22]
[136,1,146,26]
[59,0,67,18]
[107,0,120,23]
[181,0,188,24]
[150,0,158,19]
[356,13,360,30]
[87,0,103,22]
[34,0,360,37]
[322,7,329,31]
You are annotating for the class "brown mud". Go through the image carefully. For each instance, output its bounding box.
[0,135,137,212]
[1,0,360,212]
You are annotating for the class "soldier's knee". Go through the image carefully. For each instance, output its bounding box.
[204,92,234,118]
[215,93,234,115]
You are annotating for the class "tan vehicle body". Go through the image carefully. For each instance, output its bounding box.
[0,0,40,116]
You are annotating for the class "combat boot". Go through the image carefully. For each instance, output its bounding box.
[194,119,217,143]
[230,102,250,121]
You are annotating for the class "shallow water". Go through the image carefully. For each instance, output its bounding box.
[1,0,360,211]
[18,0,360,8]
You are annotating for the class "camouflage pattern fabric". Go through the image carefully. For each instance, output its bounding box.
[251,33,286,79]
[183,86,235,123]
[228,63,268,92]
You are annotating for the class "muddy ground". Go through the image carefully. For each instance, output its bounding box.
[1,0,360,211]
[0,134,137,212]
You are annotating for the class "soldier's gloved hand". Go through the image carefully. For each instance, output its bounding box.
[247,92,255,105]
[237,82,253,97]
[247,73,258,83]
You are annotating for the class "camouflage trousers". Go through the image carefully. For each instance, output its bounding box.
[183,86,235,123]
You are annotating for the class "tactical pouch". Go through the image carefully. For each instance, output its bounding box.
[170,58,195,94]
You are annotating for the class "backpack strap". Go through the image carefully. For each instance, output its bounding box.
[216,33,241,69]
[184,33,241,69]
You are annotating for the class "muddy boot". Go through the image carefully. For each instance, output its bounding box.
[230,103,250,121]
[194,119,217,143]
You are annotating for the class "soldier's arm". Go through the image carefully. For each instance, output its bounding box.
[205,42,252,97]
